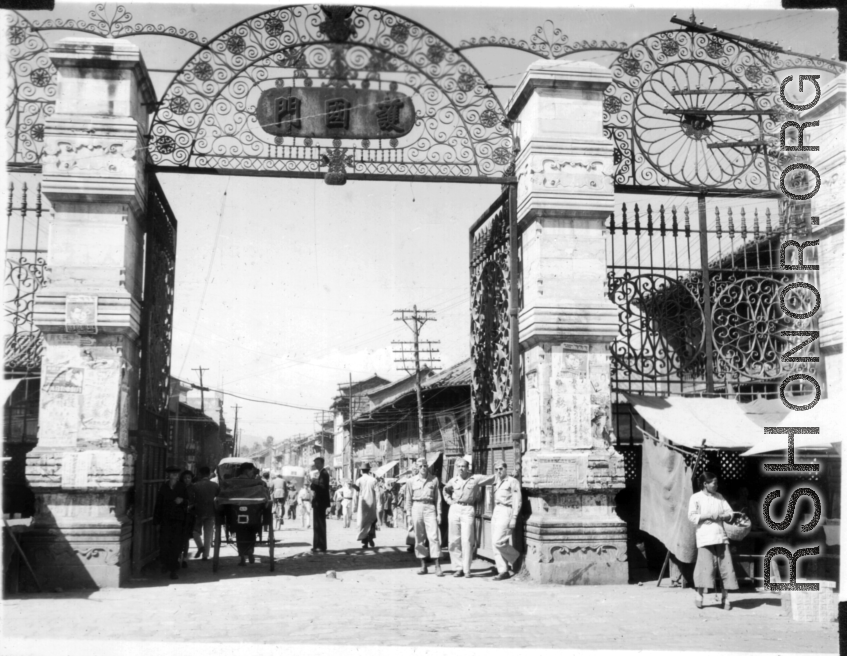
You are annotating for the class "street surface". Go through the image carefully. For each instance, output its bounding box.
[2,518,837,654]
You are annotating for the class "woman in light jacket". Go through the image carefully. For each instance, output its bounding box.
[688,471,738,610]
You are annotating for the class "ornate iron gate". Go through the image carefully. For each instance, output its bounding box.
[4,181,46,515]
[468,184,522,558]
[607,197,819,447]
[132,174,178,575]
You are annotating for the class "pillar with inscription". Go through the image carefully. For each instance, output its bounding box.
[507,60,627,585]
[22,38,153,589]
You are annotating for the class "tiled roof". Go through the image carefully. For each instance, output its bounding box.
[423,358,471,389]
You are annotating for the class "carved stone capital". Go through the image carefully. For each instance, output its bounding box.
[519,303,618,348]
[42,116,147,214]
[516,143,614,222]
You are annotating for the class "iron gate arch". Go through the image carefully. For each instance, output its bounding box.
[147,4,514,182]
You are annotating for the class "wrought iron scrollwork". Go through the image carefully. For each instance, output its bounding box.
[458,20,626,59]
[470,196,511,418]
[604,29,842,192]
[138,177,177,418]
[29,3,208,45]
[149,5,512,180]
[4,182,46,375]
[6,12,56,166]
[607,202,818,395]
[608,272,704,378]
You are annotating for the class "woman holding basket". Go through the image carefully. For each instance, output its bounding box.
[688,471,741,610]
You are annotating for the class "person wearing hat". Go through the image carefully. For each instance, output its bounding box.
[406,456,444,576]
[309,457,331,553]
[490,460,521,581]
[443,456,495,578]
[153,465,189,580]
[351,463,378,549]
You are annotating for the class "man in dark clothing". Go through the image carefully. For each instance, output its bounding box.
[231,462,267,565]
[310,457,331,553]
[154,465,188,580]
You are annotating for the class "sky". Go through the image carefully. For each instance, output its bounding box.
[18,1,840,449]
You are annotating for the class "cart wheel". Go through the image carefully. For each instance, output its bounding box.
[269,521,275,572]
[212,516,222,573]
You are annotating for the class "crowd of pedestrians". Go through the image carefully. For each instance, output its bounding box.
[154,455,522,581]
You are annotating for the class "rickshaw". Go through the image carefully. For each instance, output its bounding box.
[212,457,274,572]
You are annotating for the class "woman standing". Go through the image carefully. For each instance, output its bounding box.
[688,471,739,610]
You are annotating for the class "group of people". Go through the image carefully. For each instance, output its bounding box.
[155,455,523,581]
[304,456,522,580]
[152,465,219,580]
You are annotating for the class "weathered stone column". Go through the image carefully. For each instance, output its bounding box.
[508,60,627,585]
[24,38,153,589]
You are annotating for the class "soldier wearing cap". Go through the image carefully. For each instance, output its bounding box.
[443,456,494,578]
[154,465,188,580]
[405,456,444,576]
[490,460,521,580]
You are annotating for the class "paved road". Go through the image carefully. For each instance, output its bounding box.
[2,518,837,654]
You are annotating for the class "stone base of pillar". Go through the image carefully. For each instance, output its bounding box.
[522,493,628,585]
[21,517,132,590]
[22,449,133,590]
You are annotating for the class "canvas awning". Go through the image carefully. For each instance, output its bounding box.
[373,460,399,477]
[741,399,840,456]
[3,378,23,403]
[625,393,838,453]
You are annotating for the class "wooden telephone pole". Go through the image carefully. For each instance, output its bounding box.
[191,365,210,413]
[231,403,240,456]
[393,306,440,461]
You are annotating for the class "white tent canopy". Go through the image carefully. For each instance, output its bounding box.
[373,460,399,477]
[625,394,839,454]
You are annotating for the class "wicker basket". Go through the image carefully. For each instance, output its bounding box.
[723,515,752,541]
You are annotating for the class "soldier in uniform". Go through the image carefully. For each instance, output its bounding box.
[154,465,188,580]
[442,457,494,578]
[490,460,521,581]
[405,457,444,576]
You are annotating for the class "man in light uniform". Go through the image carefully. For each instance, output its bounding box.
[406,457,444,577]
[490,460,521,580]
[443,456,494,578]
[340,480,354,528]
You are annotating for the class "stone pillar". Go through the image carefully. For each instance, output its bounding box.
[805,76,845,399]
[508,60,627,585]
[24,38,154,589]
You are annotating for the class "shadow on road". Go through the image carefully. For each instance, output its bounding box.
[728,597,780,610]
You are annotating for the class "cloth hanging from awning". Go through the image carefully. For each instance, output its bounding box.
[639,437,697,563]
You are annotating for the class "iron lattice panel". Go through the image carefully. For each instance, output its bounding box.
[603,28,843,193]
[607,199,820,449]
[5,12,56,166]
[147,5,512,180]
[4,182,46,376]
[617,445,641,488]
[470,189,514,466]
[138,176,177,422]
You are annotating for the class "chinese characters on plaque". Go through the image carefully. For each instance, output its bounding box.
[257,86,415,139]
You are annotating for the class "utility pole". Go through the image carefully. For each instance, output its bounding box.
[393,305,440,461]
[191,366,210,413]
[231,403,240,456]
